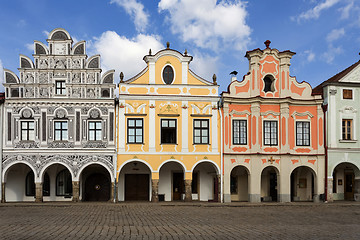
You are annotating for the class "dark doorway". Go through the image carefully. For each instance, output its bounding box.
[84,173,110,201]
[344,171,355,200]
[125,174,149,201]
[270,172,277,202]
[213,177,219,202]
[173,172,184,201]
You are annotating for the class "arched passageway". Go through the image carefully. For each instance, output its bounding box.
[291,166,315,202]
[42,164,72,201]
[332,162,360,201]
[80,164,112,201]
[230,166,249,202]
[118,161,151,201]
[261,166,279,202]
[159,162,185,201]
[192,162,219,202]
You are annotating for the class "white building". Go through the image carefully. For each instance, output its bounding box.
[1,28,116,202]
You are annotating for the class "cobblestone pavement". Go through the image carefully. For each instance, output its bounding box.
[0,202,360,240]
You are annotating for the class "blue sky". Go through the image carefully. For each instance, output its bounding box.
[1,0,360,93]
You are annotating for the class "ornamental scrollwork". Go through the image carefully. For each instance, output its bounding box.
[82,142,107,148]
[48,142,74,148]
[14,141,40,148]
[98,107,108,115]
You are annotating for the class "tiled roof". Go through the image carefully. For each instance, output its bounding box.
[312,60,360,95]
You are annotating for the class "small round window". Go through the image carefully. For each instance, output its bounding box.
[163,65,174,84]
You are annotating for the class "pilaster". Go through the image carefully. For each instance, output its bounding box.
[184,179,192,202]
[72,181,79,202]
[151,179,159,202]
[35,182,43,202]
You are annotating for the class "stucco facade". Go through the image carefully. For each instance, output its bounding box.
[221,41,325,203]
[117,45,221,202]
[314,60,360,201]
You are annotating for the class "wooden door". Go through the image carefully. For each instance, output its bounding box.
[84,173,110,201]
[125,174,149,201]
[173,172,184,201]
[344,171,355,200]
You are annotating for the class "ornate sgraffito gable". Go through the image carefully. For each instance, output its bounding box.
[1,28,117,203]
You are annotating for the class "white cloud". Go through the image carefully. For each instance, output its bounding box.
[304,50,316,62]
[42,30,50,37]
[294,0,340,22]
[0,59,5,92]
[110,0,149,32]
[322,44,343,64]
[89,31,164,81]
[326,28,345,42]
[189,51,219,82]
[339,1,354,19]
[158,0,251,51]
[25,43,33,52]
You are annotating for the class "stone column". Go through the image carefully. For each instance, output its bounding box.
[114,182,119,203]
[110,182,115,202]
[35,183,43,202]
[327,177,334,202]
[184,179,192,202]
[72,181,79,202]
[151,179,159,202]
[1,183,5,203]
[354,179,360,202]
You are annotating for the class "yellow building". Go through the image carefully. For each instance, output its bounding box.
[117,45,221,202]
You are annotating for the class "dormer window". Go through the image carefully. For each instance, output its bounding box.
[263,75,275,93]
[163,65,174,84]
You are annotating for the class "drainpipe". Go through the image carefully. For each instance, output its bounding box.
[219,102,224,203]
[322,104,328,202]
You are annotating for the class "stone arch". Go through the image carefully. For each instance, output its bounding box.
[230,165,250,202]
[77,162,114,182]
[331,162,360,201]
[230,164,251,175]
[330,161,360,178]
[39,161,74,182]
[191,160,220,175]
[2,161,36,182]
[118,159,154,175]
[157,159,187,172]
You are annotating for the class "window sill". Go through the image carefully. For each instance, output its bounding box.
[127,143,144,145]
[339,139,357,143]
[161,143,178,145]
[193,143,211,145]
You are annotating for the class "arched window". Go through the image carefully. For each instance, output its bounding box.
[43,173,50,196]
[263,75,274,93]
[56,170,72,196]
[162,65,174,84]
[25,171,35,196]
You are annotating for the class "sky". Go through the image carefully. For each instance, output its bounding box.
[0,0,360,93]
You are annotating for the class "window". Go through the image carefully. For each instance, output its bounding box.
[264,121,278,146]
[55,80,66,95]
[263,75,274,92]
[296,122,310,146]
[162,65,174,84]
[127,118,143,144]
[88,121,102,141]
[56,170,72,196]
[233,120,247,145]
[21,121,35,141]
[54,121,68,141]
[342,119,352,140]
[194,119,209,144]
[25,171,35,196]
[161,119,177,144]
[343,89,353,99]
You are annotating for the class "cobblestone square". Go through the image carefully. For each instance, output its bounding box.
[0,202,360,239]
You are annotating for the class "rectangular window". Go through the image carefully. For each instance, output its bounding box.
[21,121,35,141]
[296,122,310,146]
[88,121,102,141]
[55,80,66,95]
[343,89,353,99]
[342,119,352,140]
[54,121,68,141]
[233,120,247,145]
[264,121,278,146]
[194,119,209,144]
[161,119,177,144]
[127,118,143,144]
